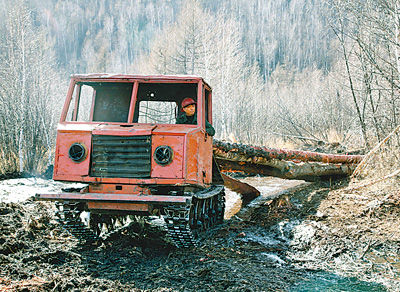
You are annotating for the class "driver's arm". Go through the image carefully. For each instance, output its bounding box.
[205,120,215,136]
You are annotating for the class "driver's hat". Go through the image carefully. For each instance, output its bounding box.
[181,98,196,109]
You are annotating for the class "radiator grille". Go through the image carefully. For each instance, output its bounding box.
[90,135,151,178]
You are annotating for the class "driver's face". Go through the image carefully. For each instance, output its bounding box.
[183,104,196,116]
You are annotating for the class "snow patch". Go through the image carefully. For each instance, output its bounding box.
[261,253,286,265]
[0,178,87,203]
[239,230,281,247]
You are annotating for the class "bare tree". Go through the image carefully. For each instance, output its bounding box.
[328,0,400,147]
[0,0,62,173]
[137,0,265,142]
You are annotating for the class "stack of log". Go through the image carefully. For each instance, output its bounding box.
[213,140,364,181]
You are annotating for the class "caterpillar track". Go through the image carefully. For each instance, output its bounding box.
[55,201,100,245]
[164,186,225,248]
[55,202,138,245]
[54,186,225,248]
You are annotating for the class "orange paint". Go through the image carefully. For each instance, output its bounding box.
[151,135,184,179]
[40,75,216,211]
[87,202,149,212]
[54,132,91,177]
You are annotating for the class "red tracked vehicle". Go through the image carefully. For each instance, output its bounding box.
[36,74,225,248]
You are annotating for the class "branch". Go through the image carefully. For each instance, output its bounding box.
[352,124,400,177]
[348,168,400,191]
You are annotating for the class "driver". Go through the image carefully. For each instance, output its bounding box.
[176,98,215,136]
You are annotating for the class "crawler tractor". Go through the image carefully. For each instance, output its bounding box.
[36,74,225,248]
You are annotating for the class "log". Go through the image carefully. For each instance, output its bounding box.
[213,140,363,164]
[213,140,360,181]
[216,157,355,181]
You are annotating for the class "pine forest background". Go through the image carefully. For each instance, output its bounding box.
[1,0,400,173]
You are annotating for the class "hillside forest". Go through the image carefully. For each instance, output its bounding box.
[0,0,400,173]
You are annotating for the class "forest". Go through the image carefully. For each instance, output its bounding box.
[0,0,400,174]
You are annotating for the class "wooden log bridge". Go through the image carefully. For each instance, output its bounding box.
[213,140,364,181]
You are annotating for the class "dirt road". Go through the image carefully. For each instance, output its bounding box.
[0,177,395,291]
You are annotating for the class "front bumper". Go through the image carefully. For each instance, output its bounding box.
[35,193,191,212]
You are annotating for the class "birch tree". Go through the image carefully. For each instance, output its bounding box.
[0,0,62,173]
[329,0,400,146]
[137,0,265,142]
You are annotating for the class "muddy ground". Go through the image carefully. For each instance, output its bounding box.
[0,178,397,291]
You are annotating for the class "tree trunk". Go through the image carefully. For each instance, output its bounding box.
[213,140,363,181]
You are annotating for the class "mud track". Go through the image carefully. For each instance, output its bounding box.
[0,179,393,291]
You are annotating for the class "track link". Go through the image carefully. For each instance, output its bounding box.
[164,187,225,248]
[55,186,225,248]
[55,202,137,245]
[55,201,100,245]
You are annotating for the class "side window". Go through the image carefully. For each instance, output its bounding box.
[65,84,94,122]
[65,84,78,122]
[77,85,94,122]
[205,89,211,124]
[138,101,177,124]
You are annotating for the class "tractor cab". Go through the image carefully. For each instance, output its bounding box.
[37,74,224,248]
[53,74,214,186]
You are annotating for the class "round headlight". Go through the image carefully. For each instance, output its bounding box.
[68,143,87,162]
[154,146,173,166]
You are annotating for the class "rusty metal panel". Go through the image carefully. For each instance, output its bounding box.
[199,134,213,184]
[52,174,201,186]
[151,135,184,179]
[186,131,200,182]
[57,123,99,132]
[152,125,195,135]
[71,74,205,83]
[87,202,149,212]
[54,132,91,178]
[92,124,156,136]
[88,184,152,194]
[60,79,76,122]
[183,128,213,186]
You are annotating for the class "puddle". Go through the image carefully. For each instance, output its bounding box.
[289,271,386,291]
[238,228,282,247]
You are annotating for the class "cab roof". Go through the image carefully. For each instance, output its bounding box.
[71,74,211,88]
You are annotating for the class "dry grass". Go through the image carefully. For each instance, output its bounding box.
[0,147,53,175]
[351,127,400,194]
[0,149,19,175]
[326,128,343,144]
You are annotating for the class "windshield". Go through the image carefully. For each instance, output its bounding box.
[65,81,199,124]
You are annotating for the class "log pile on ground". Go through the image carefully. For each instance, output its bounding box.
[213,140,364,181]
